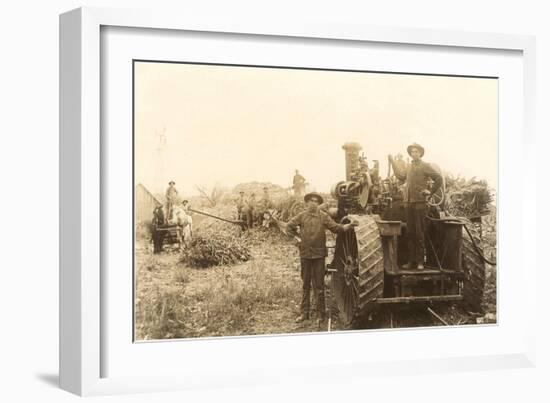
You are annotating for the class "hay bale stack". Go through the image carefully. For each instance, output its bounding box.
[445,175,494,218]
[181,227,251,268]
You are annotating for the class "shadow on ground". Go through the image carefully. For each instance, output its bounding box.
[35,373,59,388]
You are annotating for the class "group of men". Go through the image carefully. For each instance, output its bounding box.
[152,144,440,327]
[287,142,442,327]
[236,187,273,229]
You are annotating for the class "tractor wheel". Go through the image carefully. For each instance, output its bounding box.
[461,225,486,313]
[331,214,384,327]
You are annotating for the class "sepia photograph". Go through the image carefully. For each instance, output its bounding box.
[133,60,497,341]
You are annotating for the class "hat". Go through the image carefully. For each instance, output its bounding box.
[407,143,425,158]
[304,192,324,204]
[168,181,175,185]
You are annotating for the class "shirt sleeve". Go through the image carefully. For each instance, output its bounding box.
[424,163,443,194]
[286,212,302,236]
[322,213,346,234]
[391,160,407,181]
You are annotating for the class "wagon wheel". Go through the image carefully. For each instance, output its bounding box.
[461,224,486,313]
[331,215,384,326]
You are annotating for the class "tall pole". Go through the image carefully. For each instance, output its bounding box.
[155,127,167,194]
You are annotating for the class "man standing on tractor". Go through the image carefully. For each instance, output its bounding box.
[292,169,306,197]
[286,192,357,327]
[390,143,442,270]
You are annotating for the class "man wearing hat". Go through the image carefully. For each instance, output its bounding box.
[236,191,246,223]
[246,193,257,228]
[181,199,190,214]
[292,169,306,197]
[165,181,178,222]
[259,187,273,214]
[390,143,443,270]
[286,192,357,326]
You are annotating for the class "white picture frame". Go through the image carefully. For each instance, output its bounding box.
[60,6,537,396]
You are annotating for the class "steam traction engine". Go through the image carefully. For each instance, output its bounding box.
[329,143,486,326]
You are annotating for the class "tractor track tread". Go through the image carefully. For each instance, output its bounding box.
[359,271,383,284]
[461,226,486,313]
[359,274,384,290]
[360,247,383,263]
[359,279,385,300]
[332,215,384,326]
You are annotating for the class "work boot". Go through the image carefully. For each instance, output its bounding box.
[401,262,417,270]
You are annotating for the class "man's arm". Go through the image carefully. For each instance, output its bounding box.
[388,155,407,181]
[285,212,302,236]
[424,163,443,195]
[322,213,355,233]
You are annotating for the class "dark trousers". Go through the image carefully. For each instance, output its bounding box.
[152,230,165,254]
[406,202,427,264]
[246,208,254,229]
[166,202,174,222]
[300,258,326,319]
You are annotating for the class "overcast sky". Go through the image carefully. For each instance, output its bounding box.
[134,61,498,196]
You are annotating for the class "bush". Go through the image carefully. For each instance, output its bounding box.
[444,175,494,217]
[181,229,251,268]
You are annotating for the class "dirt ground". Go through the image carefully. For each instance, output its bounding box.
[135,221,497,341]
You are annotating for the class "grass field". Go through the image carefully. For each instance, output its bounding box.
[135,228,349,340]
[135,214,497,341]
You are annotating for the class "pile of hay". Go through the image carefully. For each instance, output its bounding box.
[181,227,251,268]
[444,175,494,218]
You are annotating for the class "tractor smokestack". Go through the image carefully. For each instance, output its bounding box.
[342,142,362,181]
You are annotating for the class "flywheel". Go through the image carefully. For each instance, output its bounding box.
[330,214,384,326]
